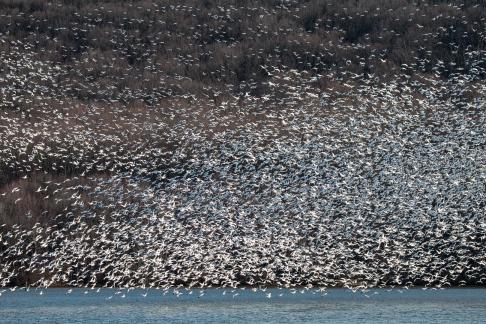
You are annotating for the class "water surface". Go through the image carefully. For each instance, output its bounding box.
[1,288,485,323]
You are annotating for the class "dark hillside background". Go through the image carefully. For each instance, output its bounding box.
[1,0,486,226]
[1,0,486,288]
[1,0,485,105]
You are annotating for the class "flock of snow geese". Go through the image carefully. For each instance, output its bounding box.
[0,1,486,296]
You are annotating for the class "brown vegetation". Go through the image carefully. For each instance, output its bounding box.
[1,0,485,105]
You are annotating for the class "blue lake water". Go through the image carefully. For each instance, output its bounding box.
[0,288,485,323]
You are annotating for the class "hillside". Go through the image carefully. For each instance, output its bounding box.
[1,0,486,288]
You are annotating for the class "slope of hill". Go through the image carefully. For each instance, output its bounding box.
[1,0,485,288]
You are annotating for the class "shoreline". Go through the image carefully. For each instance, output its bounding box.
[3,284,485,290]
